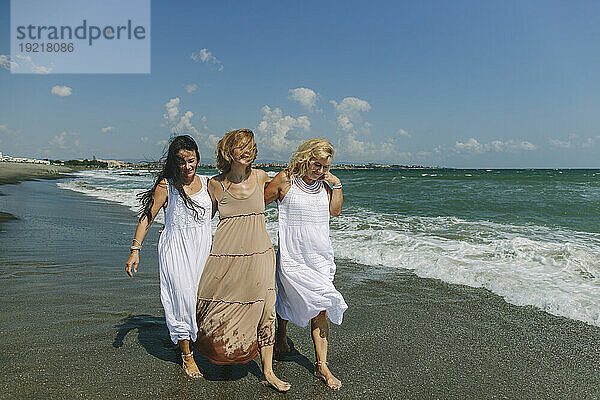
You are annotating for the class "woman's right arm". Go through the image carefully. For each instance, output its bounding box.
[264,170,290,205]
[125,180,168,277]
[207,178,220,219]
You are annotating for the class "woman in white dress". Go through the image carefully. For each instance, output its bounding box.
[125,135,212,378]
[264,138,347,390]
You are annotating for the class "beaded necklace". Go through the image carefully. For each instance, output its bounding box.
[292,176,323,194]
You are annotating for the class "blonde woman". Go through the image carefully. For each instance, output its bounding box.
[264,138,347,390]
[195,129,290,392]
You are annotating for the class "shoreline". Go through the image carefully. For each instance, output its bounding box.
[0,162,75,185]
[0,162,75,228]
[0,179,598,398]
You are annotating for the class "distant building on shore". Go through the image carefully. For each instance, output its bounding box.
[0,153,51,165]
[96,159,127,168]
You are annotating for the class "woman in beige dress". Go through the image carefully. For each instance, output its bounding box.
[195,129,290,392]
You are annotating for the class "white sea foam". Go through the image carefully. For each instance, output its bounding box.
[327,209,600,327]
[58,180,141,210]
[57,169,600,327]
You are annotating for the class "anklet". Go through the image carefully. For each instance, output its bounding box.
[182,352,194,358]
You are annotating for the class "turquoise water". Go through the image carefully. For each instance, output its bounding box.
[340,169,600,233]
[56,168,600,327]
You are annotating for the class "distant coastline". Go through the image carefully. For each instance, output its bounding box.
[3,157,600,172]
[0,156,440,171]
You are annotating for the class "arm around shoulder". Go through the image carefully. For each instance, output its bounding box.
[207,177,222,218]
[264,170,289,205]
[255,168,271,186]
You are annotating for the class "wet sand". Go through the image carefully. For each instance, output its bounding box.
[0,180,599,399]
[0,162,73,185]
[0,211,17,223]
[0,162,74,227]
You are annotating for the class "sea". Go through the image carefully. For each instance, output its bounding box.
[56,167,600,328]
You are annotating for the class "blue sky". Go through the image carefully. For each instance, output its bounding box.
[1,0,599,167]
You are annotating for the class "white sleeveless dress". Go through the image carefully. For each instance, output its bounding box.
[158,175,212,343]
[275,176,348,327]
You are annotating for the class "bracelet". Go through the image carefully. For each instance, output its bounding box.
[331,183,342,189]
[132,239,142,246]
[130,246,141,252]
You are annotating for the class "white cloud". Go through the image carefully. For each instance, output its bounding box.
[455,138,538,154]
[0,55,18,71]
[51,85,72,97]
[548,138,572,149]
[288,88,318,111]
[490,140,537,152]
[161,97,219,159]
[256,105,311,155]
[329,96,401,160]
[173,111,200,137]
[101,126,115,133]
[185,83,198,93]
[50,131,79,149]
[330,97,371,132]
[15,55,52,74]
[397,129,411,137]
[164,98,181,124]
[336,133,403,161]
[140,137,149,143]
[328,96,408,160]
[337,115,353,131]
[582,138,595,148]
[190,48,224,71]
[518,141,537,151]
[455,138,487,154]
[0,124,21,138]
[548,135,597,149]
[156,139,168,147]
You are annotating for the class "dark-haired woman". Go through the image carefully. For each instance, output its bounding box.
[125,135,212,378]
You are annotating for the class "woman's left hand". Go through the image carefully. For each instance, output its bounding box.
[319,172,341,187]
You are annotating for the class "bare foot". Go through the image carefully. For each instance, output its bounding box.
[314,361,341,390]
[182,353,202,378]
[261,372,291,392]
[274,334,291,354]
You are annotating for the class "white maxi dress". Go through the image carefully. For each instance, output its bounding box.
[158,176,212,343]
[275,176,348,327]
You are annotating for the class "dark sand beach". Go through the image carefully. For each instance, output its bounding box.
[0,162,73,185]
[0,178,599,399]
[0,162,73,225]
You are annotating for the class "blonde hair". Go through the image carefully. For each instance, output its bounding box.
[287,138,334,178]
[215,129,258,172]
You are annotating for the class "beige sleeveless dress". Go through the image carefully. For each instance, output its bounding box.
[195,172,276,365]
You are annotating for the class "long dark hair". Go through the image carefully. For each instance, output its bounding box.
[138,135,204,223]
